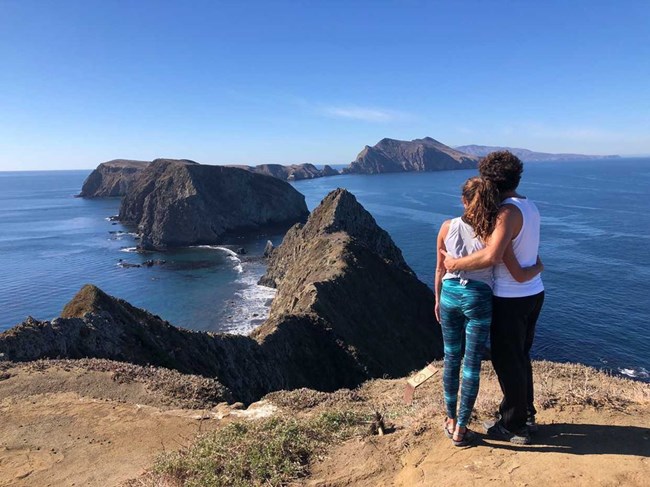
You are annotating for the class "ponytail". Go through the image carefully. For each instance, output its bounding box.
[462,177,499,242]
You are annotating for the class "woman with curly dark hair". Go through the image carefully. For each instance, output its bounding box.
[435,176,542,446]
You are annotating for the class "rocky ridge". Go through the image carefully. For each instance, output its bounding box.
[0,189,442,403]
[78,159,150,197]
[118,158,309,250]
[344,137,478,174]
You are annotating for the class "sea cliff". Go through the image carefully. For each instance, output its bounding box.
[78,159,149,197]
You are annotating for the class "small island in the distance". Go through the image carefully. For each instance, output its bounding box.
[455,144,621,162]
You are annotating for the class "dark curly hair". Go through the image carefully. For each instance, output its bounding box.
[462,177,500,242]
[478,151,523,193]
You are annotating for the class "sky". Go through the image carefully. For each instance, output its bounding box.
[1,0,649,171]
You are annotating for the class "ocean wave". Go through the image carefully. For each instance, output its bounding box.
[219,266,276,335]
[119,247,139,253]
[192,245,244,273]
[618,367,649,379]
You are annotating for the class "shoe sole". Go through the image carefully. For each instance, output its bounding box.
[485,423,531,445]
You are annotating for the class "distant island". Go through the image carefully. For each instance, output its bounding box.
[228,163,339,181]
[344,137,478,174]
[78,138,623,200]
[80,160,337,198]
[455,144,620,162]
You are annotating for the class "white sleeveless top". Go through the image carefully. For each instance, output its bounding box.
[493,197,544,297]
[442,217,493,289]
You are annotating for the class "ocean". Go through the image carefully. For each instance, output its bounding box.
[1,159,649,381]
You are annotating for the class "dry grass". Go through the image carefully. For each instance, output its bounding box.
[128,410,370,487]
[126,361,649,486]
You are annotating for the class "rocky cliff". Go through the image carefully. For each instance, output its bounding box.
[230,163,339,181]
[455,144,621,162]
[256,188,442,380]
[118,159,309,250]
[78,159,150,197]
[1,189,442,403]
[344,137,478,174]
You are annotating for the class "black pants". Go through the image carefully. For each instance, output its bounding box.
[491,291,544,432]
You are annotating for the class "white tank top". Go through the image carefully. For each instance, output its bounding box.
[493,197,544,297]
[442,217,493,289]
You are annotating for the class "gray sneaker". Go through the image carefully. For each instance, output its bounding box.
[484,419,531,445]
[526,414,539,434]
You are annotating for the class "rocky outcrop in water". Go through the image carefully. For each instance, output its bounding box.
[344,137,478,174]
[231,163,339,181]
[454,144,621,162]
[1,189,442,403]
[118,159,309,250]
[79,159,150,197]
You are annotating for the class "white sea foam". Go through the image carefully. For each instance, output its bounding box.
[219,266,276,335]
[193,245,244,273]
[618,367,649,379]
[120,246,139,253]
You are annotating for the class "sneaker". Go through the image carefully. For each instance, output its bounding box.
[526,414,539,434]
[483,419,531,445]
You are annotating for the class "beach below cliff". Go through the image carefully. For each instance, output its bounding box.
[0,359,647,486]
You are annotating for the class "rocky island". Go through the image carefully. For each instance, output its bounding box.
[78,159,150,197]
[455,144,621,162]
[344,137,479,174]
[118,158,309,250]
[229,162,339,181]
[0,189,442,404]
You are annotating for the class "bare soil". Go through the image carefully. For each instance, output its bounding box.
[1,359,648,487]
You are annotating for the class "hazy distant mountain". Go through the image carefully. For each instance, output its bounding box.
[455,145,620,162]
[344,137,478,174]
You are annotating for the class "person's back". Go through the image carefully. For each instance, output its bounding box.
[493,197,544,298]
[443,216,493,289]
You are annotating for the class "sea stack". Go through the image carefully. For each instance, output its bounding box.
[118,159,309,250]
[344,137,478,174]
[79,159,150,197]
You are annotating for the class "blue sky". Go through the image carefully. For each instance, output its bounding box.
[1,0,649,170]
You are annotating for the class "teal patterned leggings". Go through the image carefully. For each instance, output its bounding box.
[440,278,492,427]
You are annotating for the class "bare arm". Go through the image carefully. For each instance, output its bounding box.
[434,220,451,323]
[444,204,520,272]
[502,243,544,282]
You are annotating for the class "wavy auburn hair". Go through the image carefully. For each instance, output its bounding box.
[462,177,500,242]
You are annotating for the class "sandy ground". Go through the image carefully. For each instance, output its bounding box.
[1,360,648,487]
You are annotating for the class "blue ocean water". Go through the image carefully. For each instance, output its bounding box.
[1,159,649,381]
